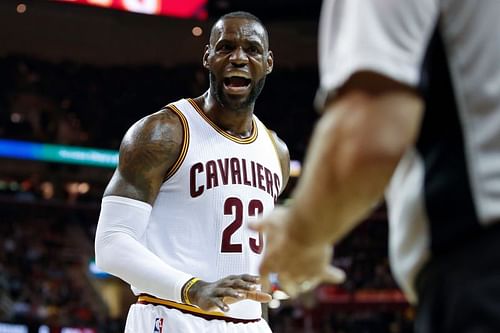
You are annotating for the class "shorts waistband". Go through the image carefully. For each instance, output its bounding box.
[137,294,261,324]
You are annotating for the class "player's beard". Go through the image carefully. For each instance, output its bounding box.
[209,72,266,112]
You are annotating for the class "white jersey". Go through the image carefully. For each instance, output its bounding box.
[131,98,283,320]
[318,0,500,303]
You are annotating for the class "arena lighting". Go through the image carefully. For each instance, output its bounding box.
[16,3,27,14]
[192,26,203,37]
[55,0,208,20]
[88,258,111,278]
[0,139,303,174]
[290,159,302,177]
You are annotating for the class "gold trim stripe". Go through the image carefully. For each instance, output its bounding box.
[137,295,225,317]
[164,104,190,180]
[187,98,258,144]
[137,295,261,323]
[266,128,285,193]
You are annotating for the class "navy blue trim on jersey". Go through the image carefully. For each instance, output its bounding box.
[416,21,480,255]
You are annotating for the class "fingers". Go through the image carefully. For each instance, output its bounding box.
[222,275,260,291]
[216,280,271,303]
[198,274,270,312]
[277,265,346,298]
[222,289,246,300]
[248,221,265,233]
[321,265,346,284]
[202,289,271,313]
[260,274,271,293]
[211,297,229,312]
[278,279,302,298]
[243,290,272,303]
[237,274,260,284]
[222,289,271,305]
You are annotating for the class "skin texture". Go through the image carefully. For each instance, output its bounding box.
[253,71,424,297]
[103,15,289,312]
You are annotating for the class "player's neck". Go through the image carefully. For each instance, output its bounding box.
[193,92,255,139]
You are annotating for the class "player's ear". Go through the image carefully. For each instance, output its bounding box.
[266,50,274,74]
[203,45,210,69]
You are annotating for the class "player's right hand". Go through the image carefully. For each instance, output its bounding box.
[187,274,272,312]
[251,206,346,298]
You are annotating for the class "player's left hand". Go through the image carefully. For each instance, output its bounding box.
[251,206,346,298]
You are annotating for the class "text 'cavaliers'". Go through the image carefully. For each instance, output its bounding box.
[190,157,280,200]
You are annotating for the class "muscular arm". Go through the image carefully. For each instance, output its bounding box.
[288,71,423,245]
[104,108,183,203]
[256,72,423,294]
[95,108,194,303]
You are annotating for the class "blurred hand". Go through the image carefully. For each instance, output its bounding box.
[251,207,346,298]
[188,274,271,312]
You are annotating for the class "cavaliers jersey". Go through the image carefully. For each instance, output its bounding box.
[317,0,500,303]
[131,98,283,320]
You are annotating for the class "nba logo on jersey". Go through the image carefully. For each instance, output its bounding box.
[153,317,163,333]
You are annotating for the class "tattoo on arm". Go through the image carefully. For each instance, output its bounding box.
[104,108,184,204]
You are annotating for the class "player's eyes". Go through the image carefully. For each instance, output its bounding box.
[248,47,259,54]
[218,44,233,52]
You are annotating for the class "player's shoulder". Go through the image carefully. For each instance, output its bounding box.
[267,130,288,157]
[120,106,185,155]
[140,105,182,128]
[265,128,290,185]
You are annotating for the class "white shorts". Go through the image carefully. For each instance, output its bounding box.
[125,303,272,333]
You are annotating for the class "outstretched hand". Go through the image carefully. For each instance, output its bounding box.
[251,206,346,298]
[188,274,271,312]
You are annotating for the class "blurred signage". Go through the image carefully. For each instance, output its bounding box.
[38,326,96,333]
[56,0,207,19]
[60,328,95,333]
[0,323,28,333]
[0,139,303,174]
[0,139,118,168]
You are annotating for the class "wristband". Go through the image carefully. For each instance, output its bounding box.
[182,277,201,305]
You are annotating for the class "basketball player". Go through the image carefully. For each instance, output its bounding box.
[255,1,500,332]
[94,11,289,333]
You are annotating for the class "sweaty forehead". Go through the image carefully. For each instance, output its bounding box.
[211,18,268,47]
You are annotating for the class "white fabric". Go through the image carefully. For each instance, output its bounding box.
[95,195,192,303]
[136,98,283,320]
[317,0,438,303]
[318,0,500,303]
[385,149,430,303]
[439,0,500,224]
[125,303,272,333]
[319,0,500,223]
[317,0,437,107]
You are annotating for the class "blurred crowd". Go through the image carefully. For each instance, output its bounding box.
[0,55,413,332]
[0,208,109,330]
[0,55,319,161]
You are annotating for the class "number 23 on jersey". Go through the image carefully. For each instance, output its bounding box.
[221,197,264,254]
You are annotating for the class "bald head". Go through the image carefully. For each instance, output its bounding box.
[209,11,269,49]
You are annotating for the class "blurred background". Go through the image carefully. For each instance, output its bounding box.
[0,1,413,332]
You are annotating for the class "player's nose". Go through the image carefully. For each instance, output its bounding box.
[229,46,249,66]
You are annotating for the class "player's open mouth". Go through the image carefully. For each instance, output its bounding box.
[223,76,251,93]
